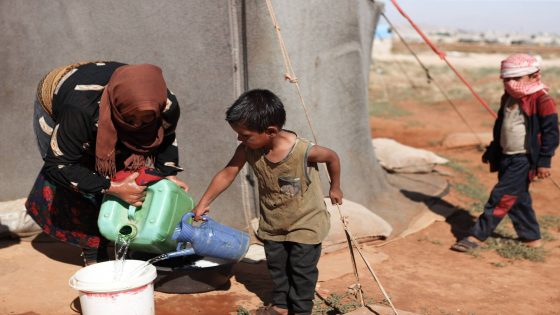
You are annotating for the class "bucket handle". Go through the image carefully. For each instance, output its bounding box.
[68,276,77,289]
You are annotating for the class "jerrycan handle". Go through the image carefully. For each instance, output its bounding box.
[127,205,137,221]
[180,212,215,225]
[179,212,208,228]
[172,212,208,249]
[112,167,165,221]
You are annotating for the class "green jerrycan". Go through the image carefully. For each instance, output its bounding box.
[98,179,194,254]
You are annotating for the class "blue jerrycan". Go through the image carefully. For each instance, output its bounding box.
[98,179,194,254]
[169,213,250,262]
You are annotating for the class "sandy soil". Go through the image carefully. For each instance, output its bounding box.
[2,51,560,315]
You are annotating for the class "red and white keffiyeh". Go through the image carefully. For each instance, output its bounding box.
[500,54,540,79]
[500,54,546,99]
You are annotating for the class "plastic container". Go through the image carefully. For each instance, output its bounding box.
[68,260,157,315]
[98,179,194,254]
[170,213,250,262]
[129,251,236,294]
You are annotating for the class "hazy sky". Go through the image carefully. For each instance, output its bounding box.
[383,0,560,35]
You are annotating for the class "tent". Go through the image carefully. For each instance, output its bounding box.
[0,0,432,238]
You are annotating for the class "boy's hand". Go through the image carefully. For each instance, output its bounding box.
[329,187,343,205]
[537,167,551,179]
[192,205,210,221]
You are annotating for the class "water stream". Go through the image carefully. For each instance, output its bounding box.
[110,225,179,280]
[113,232,133,280]
[126,253,171,277]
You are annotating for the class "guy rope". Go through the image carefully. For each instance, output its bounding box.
[390,0,497,119]
[380,11,487,149]
[265,1,399,314]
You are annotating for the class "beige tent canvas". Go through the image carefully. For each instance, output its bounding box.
[0,0,434,242]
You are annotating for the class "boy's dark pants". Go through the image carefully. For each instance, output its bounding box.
[470,154,541,241]
[263,240,322,315]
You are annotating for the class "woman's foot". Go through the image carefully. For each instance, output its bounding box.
[255,305,288,315]
[451,236,483,252]
[81,243,110,267]
[81,248,98,266]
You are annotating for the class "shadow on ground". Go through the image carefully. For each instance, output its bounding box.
[232,261,272,304]
[400,190,477,240]
[0,236,21,250]
[30,232,83,266]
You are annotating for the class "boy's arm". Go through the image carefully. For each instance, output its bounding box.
[307,145,343,205]
[192,144,247,220]
[537,94,559,178]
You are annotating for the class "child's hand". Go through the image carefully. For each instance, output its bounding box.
[537,167,551,179]
[329,187,343,205]
[192,204,210,221]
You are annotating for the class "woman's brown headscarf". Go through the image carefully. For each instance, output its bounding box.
[96,64,167,177]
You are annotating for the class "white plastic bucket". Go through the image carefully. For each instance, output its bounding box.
[69,260,157,315]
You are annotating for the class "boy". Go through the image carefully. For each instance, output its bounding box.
[452,54,559,252]
[192,89,343,315]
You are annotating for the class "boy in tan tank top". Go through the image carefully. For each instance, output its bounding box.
[192,89,342,315]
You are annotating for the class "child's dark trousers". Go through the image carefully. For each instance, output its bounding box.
[263,240,322,315]
[470,154,541,241]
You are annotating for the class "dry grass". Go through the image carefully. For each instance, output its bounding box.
[391,41,560,58]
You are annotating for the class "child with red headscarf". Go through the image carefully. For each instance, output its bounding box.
[28,62,188,265]
[452,54,559,252]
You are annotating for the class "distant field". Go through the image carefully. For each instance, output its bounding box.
[368,54,560,118]
[392,41,560,57]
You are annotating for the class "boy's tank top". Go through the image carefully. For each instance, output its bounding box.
[246,135,330,244]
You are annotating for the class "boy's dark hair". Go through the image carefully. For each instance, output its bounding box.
[226,89,286,132]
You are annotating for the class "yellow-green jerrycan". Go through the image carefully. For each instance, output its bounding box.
[97,179,194,254]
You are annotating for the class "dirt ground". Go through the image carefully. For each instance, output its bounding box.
[365,107,560,315]
[2,50,560,315]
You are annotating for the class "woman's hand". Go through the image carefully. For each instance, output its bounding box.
[106,172,147,207]
[166,175,189,192]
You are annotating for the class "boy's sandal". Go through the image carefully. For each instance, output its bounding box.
[520,239,543,248]
[255,305,288,315]
[450,238,480,252]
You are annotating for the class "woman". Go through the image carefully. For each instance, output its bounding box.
[27,61,188,265]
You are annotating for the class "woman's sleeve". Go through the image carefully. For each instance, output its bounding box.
[154,90,183,176]
[43,106,111,194]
